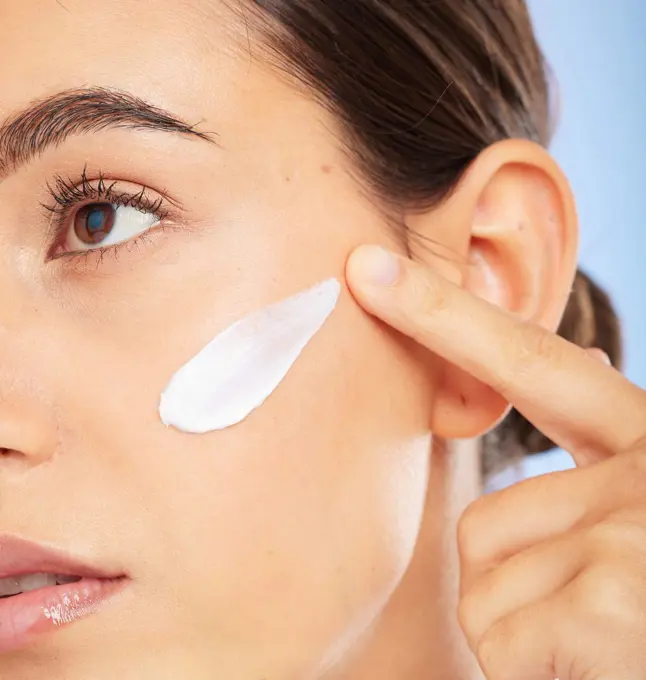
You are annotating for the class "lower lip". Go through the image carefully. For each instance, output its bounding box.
[0,576,127,655]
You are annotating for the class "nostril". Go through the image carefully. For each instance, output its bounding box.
[0,448,25,459]
[0,405,60,466]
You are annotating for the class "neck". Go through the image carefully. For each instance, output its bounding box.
[324,437,485,680]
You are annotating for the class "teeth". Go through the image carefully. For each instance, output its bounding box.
[0,573,82,597]
[0,577,21,597]
[55,574,82,585]
[17,573,57,592]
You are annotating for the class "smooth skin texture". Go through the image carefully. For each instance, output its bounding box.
[0,0,625,678]
[348,247,646,680]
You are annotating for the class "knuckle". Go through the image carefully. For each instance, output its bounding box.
[476,627,503,680]
[629,431,646,455]
[457,502,487,565]
[571,564,643,625]
[487,325,565,399]
[605,453,646,501]
[457,593,479,642]
[588,521,633,554]
[588,512,646,558]
[530,326,566,364]
[622,452,646,488]
[509,325,565,379]
[408,270,450,318]
[458,577,495,647]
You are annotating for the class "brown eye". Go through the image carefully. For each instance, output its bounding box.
[74,203,116,245]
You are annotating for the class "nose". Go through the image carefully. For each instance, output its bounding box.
[0,319,60,469]
[0,376,59,468]
[0,224,60,468]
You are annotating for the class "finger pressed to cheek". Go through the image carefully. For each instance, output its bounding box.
[347,245,402,289]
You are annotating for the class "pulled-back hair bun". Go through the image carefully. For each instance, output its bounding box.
[483,269,623,476]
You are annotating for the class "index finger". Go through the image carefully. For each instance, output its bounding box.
[346,246,646,457]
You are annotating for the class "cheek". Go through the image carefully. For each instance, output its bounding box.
[166,286,434,550]
[51,276,435,669]
[44,167,437,668]
[154,294,433,669]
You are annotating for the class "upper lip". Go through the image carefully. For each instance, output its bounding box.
[0,534,121,580]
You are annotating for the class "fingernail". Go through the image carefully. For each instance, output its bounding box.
[352,246,401,287]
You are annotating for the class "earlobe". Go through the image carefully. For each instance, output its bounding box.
[407,139,579,440]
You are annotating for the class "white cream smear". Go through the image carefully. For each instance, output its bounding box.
[159,278,341,433]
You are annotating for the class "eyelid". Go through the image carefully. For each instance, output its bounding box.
[41,170,181,261]
[50,224,170,269]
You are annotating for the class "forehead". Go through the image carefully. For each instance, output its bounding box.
[0,0,249,124]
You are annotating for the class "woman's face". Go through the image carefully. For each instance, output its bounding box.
[0,1,437,677]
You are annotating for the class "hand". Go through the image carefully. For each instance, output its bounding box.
[346,245,646,680]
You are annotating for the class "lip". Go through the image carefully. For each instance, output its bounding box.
[0,534,119,580]
[0,535,128,654]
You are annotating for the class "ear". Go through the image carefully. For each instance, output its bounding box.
[405,139,579,440]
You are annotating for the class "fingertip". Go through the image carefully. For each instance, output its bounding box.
[346,245,402,290]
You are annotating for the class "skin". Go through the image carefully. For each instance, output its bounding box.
[1,0,642,679]
[347,249,646,680]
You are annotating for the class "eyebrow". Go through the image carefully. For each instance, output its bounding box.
[0,87,216,179]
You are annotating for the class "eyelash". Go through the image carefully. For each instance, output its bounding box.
[41,166,172,264]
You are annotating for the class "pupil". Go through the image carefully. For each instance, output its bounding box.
[87,209,105,233]
[75,203,116,245]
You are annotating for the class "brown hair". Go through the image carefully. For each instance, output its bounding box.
[242,0,622,475]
